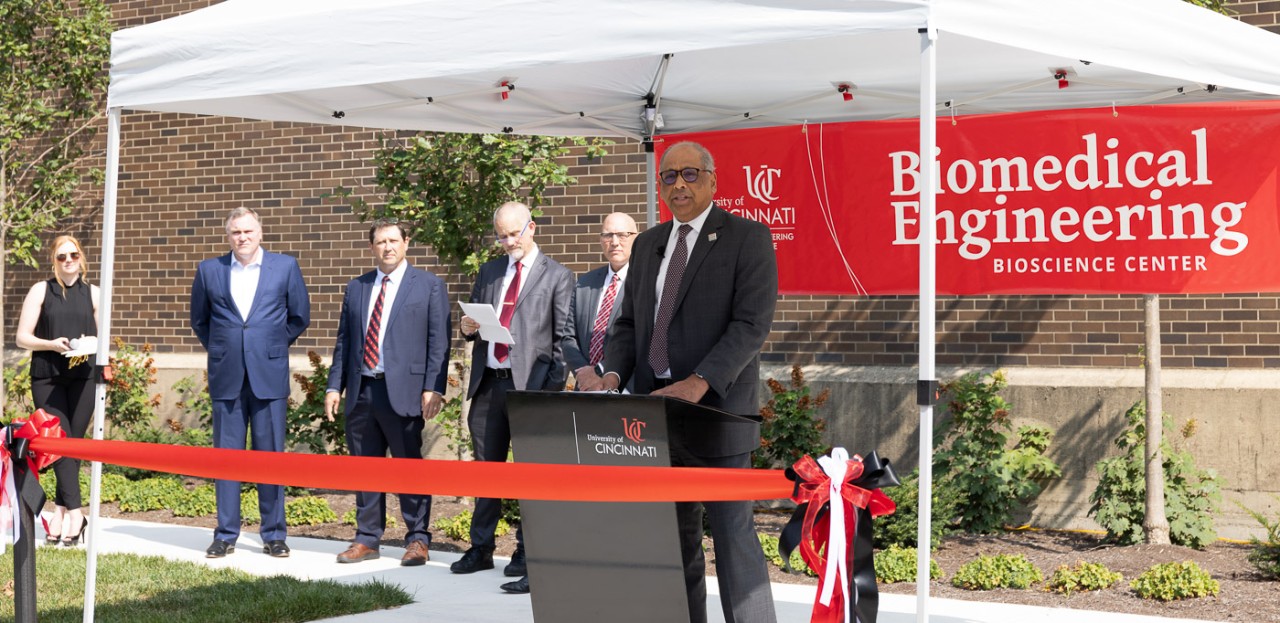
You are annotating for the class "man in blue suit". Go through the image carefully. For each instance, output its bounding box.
[191,206,310,559]
[324,218,450,566]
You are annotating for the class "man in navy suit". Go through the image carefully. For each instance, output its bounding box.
[324,218,450,566]
[585,142,779,623]
[452,201,574,594]
[564,212,638,390]
[191,206,310,559]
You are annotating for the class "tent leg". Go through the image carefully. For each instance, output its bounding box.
[916,24,939,623]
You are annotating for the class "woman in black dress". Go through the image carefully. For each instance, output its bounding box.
[16,234,100,546]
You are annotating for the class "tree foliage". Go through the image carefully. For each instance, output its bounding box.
[341,132,608,276]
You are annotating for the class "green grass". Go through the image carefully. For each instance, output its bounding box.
[1,548,413,623]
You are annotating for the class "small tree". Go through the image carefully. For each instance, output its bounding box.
[0,0,111,406]
[341,132,608,276]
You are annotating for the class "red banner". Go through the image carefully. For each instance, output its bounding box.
[658,101,1280,295]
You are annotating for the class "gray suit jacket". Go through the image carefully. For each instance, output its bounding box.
[465,250,574,397]
[603,207,778,456]
[563,264,626,372]
[327,264,451,417]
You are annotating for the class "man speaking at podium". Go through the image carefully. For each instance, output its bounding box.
[582,141,779,623]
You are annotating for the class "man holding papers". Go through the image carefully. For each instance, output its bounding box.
[453,201,574,594]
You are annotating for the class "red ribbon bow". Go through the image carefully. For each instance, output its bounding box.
[789,453,895,623]
[11,409,66,472]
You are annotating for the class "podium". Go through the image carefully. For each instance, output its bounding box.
[506,391,762,623]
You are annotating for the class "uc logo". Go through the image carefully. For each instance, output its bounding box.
[622,418,647,443]
[743,165,782,204]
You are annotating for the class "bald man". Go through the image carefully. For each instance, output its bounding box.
[564,212,639,390]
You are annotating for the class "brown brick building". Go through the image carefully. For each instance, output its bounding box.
[5,0,1280,535]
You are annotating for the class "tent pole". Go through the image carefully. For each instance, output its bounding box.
[645,140,657,227]
[916,25,938,623]
[83,106,121,623]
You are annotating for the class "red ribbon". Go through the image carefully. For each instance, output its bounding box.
[29,436,793,502]
[789,454,895,623]
[12,409,66,472]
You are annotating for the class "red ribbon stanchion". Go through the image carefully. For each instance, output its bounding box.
[2,409,65,552]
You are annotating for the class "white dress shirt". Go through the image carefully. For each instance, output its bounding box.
[486,244,540,369]
[652,206,712,378]
[364,260,409,375]
[229,247,263,322]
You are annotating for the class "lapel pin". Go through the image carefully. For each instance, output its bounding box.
[708,233,718,242]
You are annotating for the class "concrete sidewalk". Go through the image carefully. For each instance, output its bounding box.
[74,517,1211,623]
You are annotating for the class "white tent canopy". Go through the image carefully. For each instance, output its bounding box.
[94,1,1280,621]
[109,0,1280,137]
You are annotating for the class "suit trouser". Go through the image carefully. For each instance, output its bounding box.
[31,375,95,509]
[466,371,523,551]
[345,376,431,548]
[212,378,287,543]
[672,445,778,623]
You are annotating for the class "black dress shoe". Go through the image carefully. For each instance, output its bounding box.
[449,547,494,574]
[501,575,530,594]
[206,540,235,558]
[504,547,526,577]
[262,540,290,558]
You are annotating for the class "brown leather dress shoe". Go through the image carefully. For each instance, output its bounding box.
[401,540,430,566]
[336,542,380,563]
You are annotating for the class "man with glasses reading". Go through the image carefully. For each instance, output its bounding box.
[581,142,779,623]
[453,201,574,595]
[564,212,639,391]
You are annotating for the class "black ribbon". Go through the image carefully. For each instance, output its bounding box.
[5,426,48,521]
[779,451,900,623]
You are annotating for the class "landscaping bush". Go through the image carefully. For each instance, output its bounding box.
[3,356,33,423]
[1089,402,1222,548]
[116,477,185,512]
[171,484,217,517]
[873,467,959,551]
[435,509,508,541]
[106,338,161,435]
[753,365,829,469]
[1130,561,1219,601]
[874,545,941,583]
[287,351,347,455]
[1239,498,1280,580]
[757,533,815,576]
[285,495,338,526]
[935,371,1060,534]
[951,554,1043,590]
[1045,561,1123,595]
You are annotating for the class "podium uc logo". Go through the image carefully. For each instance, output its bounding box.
[743,164,782,204]
[622,418,647,443]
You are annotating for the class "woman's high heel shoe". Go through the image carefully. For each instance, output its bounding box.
[42,514,62,545]
[63,518,88,547]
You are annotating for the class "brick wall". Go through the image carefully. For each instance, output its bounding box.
[1232,1,1280,33]
[5,0,1279,371]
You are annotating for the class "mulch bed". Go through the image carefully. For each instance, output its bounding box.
[97,485,1280,622]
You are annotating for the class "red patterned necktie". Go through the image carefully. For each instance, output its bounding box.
[588,273,620,366]
[648,224,692,375]
[495,262,523,363]
[362,275,390,371]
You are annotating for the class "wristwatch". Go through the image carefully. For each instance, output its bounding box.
[594,362,606,376]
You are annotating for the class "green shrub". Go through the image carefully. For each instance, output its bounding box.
[434,509,508,541]
[3,356,33,423]
[873,468,959,551]
[430,357,472,461]
[341,508,399,529]
[935,371,1061,534]
[105,339,161,435]
[116,477,185,512]
[171,484,217,517]
[1046,561,1122,595]
[951,554,1043,590]
[1130,561,1219,601]
[172,373,212,426]
[99,472,130,503]
[1239,498,1280,580]
[286,351,348,455]
[241,489,261,525]
[1089,402,1222,548]
[753,365,829,469]
[757,533,815,577]
[874,546,941,583]
[284,496,338,526]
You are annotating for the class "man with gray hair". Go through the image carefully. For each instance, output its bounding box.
[452,201,574,594]
[191,207,310,559]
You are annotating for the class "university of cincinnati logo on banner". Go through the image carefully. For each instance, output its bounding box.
[714,164,797,249]
[585,417,658,459]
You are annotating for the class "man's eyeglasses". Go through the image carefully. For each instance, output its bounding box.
[496,221,532,244]
[659,167,711,185]
[600,232,637,241]
[57,252,81,262]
